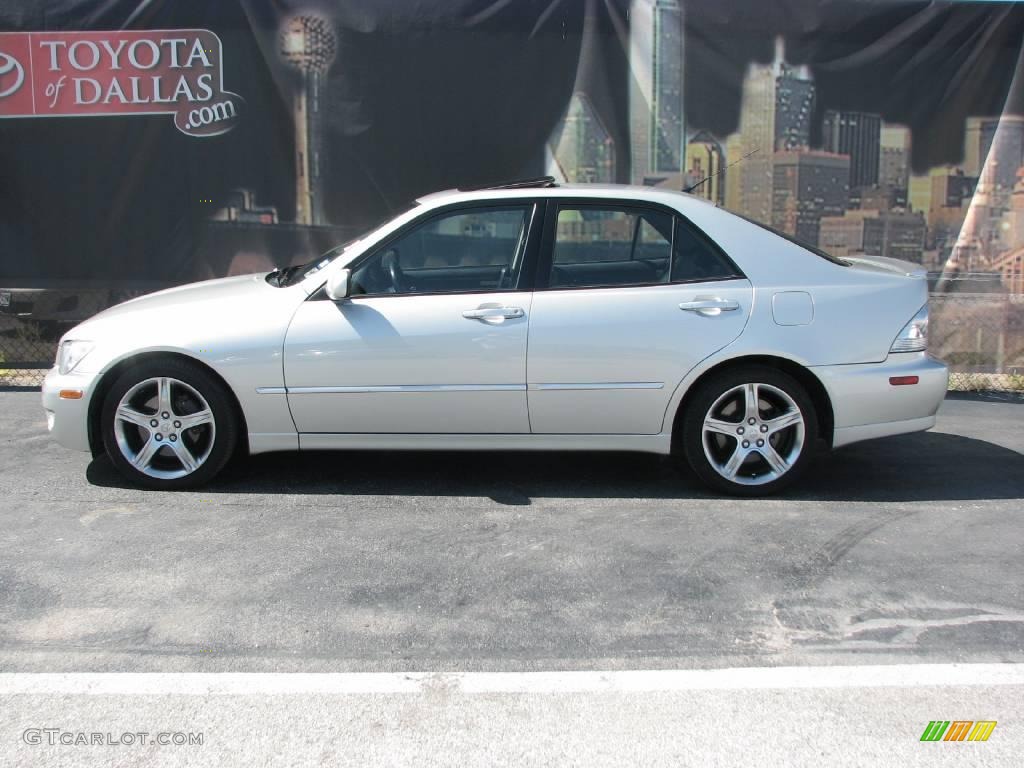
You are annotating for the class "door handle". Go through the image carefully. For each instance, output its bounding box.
[462,306,525,322]
[678,298,740,316]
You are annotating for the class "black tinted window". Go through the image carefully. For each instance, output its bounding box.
[549,206,673,289]
[351,206,531,296]
[671,218,742,282]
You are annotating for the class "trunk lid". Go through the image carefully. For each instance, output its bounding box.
[842,254,927,279]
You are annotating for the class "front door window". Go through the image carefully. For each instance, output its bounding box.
[350,206,533,296]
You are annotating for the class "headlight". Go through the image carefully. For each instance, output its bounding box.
[56,340,94,374]
[890,305,928,353]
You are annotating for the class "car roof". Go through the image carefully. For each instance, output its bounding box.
[415,183,716,214]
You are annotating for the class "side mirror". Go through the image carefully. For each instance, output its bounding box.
[325,268,351,301]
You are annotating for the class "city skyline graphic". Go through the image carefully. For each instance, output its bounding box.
[544,2,1024,298]
[0,0,1021,385]
[215,2,1024,302]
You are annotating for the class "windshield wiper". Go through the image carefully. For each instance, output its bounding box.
[268,264,305,287]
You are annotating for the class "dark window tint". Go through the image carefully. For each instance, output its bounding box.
[671,218,743,282]
[549,206,673,289]
[351,206,531,296]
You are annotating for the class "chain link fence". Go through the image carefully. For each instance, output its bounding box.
[3,281,1024,392]
[931,290,1024,392]
[1,287,147,387]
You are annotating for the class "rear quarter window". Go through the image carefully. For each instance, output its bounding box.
[671,217,745,282]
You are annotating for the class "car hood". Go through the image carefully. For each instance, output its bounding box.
[65,272,306,361]
[89,273,275,325]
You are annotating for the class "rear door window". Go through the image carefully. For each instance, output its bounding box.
[548,206,673,289]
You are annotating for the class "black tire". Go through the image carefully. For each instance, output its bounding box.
[101,357,238,490]
[679,365,818,496]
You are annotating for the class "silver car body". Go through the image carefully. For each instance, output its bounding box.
[42,185,948,459]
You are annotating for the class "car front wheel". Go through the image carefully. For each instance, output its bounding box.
[681,366,818,496]
[101,358,238,490]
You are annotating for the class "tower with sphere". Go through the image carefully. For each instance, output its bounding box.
[279,15,337,226]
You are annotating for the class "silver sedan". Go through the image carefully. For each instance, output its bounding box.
[42,179,948,495]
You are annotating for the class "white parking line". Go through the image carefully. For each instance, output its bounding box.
[1,663,1022,696]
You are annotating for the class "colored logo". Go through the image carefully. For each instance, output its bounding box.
[920,721,997,742]
[0,50,25,98]
[0,30,244,137]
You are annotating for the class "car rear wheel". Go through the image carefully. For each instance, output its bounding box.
[680,365,818,496]
[101,358,238,490]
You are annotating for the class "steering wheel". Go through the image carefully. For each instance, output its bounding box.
[381,249,407,293]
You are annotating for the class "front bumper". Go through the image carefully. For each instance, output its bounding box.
[811,353,949,449]
[41,367,101,453]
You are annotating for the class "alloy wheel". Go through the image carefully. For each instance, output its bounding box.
[113,376,216,479]
[701,382,805,486]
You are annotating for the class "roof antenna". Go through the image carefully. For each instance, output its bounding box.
[683,148,759,195]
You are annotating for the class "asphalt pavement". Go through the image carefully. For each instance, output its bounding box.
[0,389,1021,765]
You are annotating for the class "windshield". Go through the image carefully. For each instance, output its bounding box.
[272,202,420,287]
[732,212,850,266]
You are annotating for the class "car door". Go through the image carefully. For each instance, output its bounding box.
[526,200,753,434]
[284,202,540,434]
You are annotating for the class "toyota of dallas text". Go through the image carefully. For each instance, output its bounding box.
[42,178,947,495]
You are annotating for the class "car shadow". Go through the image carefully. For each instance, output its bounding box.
[85,430,1024,503]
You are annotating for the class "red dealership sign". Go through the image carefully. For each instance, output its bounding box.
[0,29,242,136]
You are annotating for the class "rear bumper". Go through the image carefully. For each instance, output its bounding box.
[811,353,949,449]
[41,367,99,453]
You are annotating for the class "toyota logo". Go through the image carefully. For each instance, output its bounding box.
[0,50,26,99]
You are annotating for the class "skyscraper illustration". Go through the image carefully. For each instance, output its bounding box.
[280,15,338,226]
[879,123,911,191]
[964,115,1024,197]
[823,110,881,190]
[728,37,815,223]
[772,150,849,245]
[774,46,815,152]
[685,131,725,205]
[948,116,1024,272]
[628,0,685,186]
[547,92,616,184]
[724,133,744,212]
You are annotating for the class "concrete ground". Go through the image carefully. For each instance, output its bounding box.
[0,390,1021,765]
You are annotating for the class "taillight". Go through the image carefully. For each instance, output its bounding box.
[890,305,928,353]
